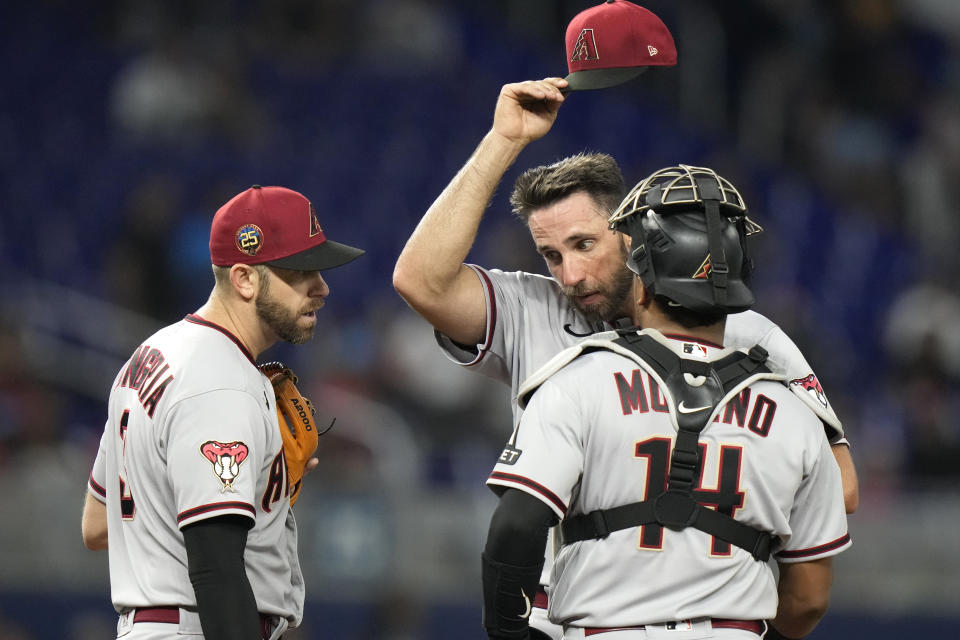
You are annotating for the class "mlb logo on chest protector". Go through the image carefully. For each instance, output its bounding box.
[682,342,708,357]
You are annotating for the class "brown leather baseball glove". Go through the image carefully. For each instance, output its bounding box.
[259,362,319,505]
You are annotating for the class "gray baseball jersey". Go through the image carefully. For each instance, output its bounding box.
[487,329,851,628]
[87,314,304,627]
[436,266,843,437]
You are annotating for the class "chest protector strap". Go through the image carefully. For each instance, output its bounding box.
[559,330,778,561]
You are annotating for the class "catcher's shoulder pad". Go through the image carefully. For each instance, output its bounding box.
[517,331,627,409]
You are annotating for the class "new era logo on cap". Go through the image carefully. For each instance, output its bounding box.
[210,185,364,271]
[564,0,677,91]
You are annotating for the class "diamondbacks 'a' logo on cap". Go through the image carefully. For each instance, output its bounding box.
[236,224,264,257]
[692,255,712,279]
[200,440,250,492]
[571,28,599,61]
[308,203,322,238]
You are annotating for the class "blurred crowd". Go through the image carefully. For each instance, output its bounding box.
[2,0,960,636]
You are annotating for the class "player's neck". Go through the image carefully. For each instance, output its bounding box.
[634,288,725,346]
[652,318,725,346]
[194,294,275,360]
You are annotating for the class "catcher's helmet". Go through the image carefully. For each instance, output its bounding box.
[608,164,763,314]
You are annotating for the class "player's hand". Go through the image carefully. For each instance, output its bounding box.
[491,78,568,145]
[305,457,319,474]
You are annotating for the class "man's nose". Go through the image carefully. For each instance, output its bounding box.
[309,272,330,298]
[559,257,585,287]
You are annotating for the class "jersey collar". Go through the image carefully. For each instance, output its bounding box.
[184,314,256,366]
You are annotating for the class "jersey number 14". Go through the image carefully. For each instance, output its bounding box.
[635,437,744,556]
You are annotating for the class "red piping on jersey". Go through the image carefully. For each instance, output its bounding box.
[89,474,106,498]
[776,533,851,559]
[663,333,724,349]
[184,314,256,365]
[489,471,566,514]
[177,501,256,524]
[463,266,497,367]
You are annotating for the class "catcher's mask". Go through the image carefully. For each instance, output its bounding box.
[608,164,763,314]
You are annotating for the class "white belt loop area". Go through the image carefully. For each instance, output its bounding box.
[566,617,765,639]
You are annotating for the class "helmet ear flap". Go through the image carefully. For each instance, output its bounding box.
[621,212,657,294]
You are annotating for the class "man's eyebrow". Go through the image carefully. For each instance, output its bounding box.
[536,231,598,254]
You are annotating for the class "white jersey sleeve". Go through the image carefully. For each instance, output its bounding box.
[774,429,852,562]
[164,389,267,527]
[487,375,585,519]
[434,265,603,419]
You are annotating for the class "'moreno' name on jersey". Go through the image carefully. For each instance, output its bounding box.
[116,344,175,418]
[614,369,777,437]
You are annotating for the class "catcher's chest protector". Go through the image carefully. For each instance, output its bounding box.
[559,329,778,561]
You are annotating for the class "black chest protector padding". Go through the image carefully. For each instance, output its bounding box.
[560,329,778,561]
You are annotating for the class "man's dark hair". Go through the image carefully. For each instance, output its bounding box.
[653,295,728,329]
[510,152,626,223]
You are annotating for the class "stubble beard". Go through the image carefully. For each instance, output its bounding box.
[563,242,635,324]
[565,264,635,324]
[256,278,314,345]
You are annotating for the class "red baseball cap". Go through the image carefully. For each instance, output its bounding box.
[209,185,364,271]
[564,0,677,91]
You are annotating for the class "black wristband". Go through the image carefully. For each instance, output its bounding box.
[481,552,542,639]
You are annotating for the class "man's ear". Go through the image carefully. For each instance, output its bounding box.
[230,264,260,301]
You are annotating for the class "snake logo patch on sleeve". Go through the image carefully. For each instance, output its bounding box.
[200,441,250,492]
[790,373,828,408]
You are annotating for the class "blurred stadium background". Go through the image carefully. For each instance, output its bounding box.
[1,1,959,638]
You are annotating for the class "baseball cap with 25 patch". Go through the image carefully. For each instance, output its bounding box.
[210,185,364,271]
[564,0,677,91]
